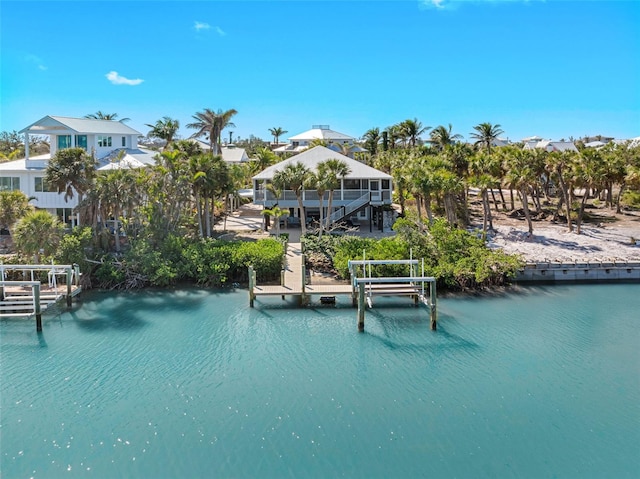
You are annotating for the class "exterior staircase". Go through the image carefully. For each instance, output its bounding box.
[327,192,371,226]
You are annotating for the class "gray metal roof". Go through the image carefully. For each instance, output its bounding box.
[19,115,141,135]
[253,146,391,180]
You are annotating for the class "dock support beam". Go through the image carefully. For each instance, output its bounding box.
[301,256,307,306]
[430,280,437,330]
[357,282,365,332]
[248,266,255,308]
[34,283,42,332]
[66,268,72,307]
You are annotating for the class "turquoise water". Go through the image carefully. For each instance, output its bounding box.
[1,284,639,479]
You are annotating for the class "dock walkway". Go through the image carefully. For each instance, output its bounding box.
[252,242,352,298]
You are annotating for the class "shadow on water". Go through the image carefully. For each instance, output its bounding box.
[365,308,480,354]
[69,288,210,331]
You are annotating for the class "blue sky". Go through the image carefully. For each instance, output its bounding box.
[1,0,638,144]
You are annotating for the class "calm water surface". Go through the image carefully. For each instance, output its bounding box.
[1,284,639,479]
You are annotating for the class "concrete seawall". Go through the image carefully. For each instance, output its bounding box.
[516,261,640,282]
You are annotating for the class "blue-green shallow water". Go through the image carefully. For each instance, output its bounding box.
[1,284,639,479]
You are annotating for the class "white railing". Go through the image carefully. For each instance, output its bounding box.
[328,193,370,225]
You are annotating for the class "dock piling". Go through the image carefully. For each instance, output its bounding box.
[357,282,365,332]
[429,280,437,330]
[248,266,255,308]
[34,283,42,332]
[66,268,72,307]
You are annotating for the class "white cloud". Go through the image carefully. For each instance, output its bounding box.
[194,21,211,31]
[25,54,47,71]
[215,26,226,36]
[105,71,144,86]
[420,0,543,9]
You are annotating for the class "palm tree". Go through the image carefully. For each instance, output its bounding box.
[45,148,97,225]
[13,210,63,263]
[305,170,329,237]
[146,117,180,150]
[572,148,605,234]
[94,169,137,252]
[269,127,288,146]
[400,118,430,148]
[250,147,278,174]
[272,162,310,235]
[470,122,504,154]
[546,150,576,232]
[384,124,403,150]
[0,190,34,236]
[429,124,462,151]
[469,152,499,238]
[362,128,381,156]
[84,111,130,123]
[187,108,237,156]
[321,158,351,230]
[504,148,536,235]
[263,205,288,237]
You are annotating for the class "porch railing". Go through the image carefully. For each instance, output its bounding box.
[328,192,371,225]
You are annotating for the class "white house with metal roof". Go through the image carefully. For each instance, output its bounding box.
[524,139,578,153]
[253,146,393,229]
[273,125,362,155]
[192,139,250,163]
[0,115,156,226]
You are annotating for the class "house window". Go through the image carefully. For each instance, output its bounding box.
[121,136,126,147]
[75,135,88,150]
[98,136,112,147]
[57,135,72,149]
[0,177,20,191]
[382,180,390,189]
[343,179,361,190]
[35,177,54,192]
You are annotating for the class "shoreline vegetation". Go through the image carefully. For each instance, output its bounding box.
[1,118,639,292]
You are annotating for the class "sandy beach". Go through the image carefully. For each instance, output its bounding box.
[485,214,640,263]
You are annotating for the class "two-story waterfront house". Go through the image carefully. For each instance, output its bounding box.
[0,116,156,226]
[253,146,394,231]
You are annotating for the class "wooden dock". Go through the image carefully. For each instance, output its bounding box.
[1,263,82,331]
[248,244,437,331]
[251,242,352,299]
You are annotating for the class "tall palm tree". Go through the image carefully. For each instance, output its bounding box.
[546,150,576,232]
[95,169,137,252]
[84,111,130,123]
[400,118,430,148]
[504,148,536,235]
[45,148,97,223]
[429,124,463,151]
[362,127,381,156]
[187,108,237,156]
[571,148,605,234]
[272,162,310,235]
[470,122,504,154]
[321,158,351,230]
[305,170,329,237]
[384,124,403,150]
[146,117,180,150]
[268,127,288,146]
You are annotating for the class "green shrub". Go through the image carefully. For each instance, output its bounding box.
[303,217,524,291]
[622,190,640,209]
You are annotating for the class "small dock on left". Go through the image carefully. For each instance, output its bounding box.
[0,264,82,331]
